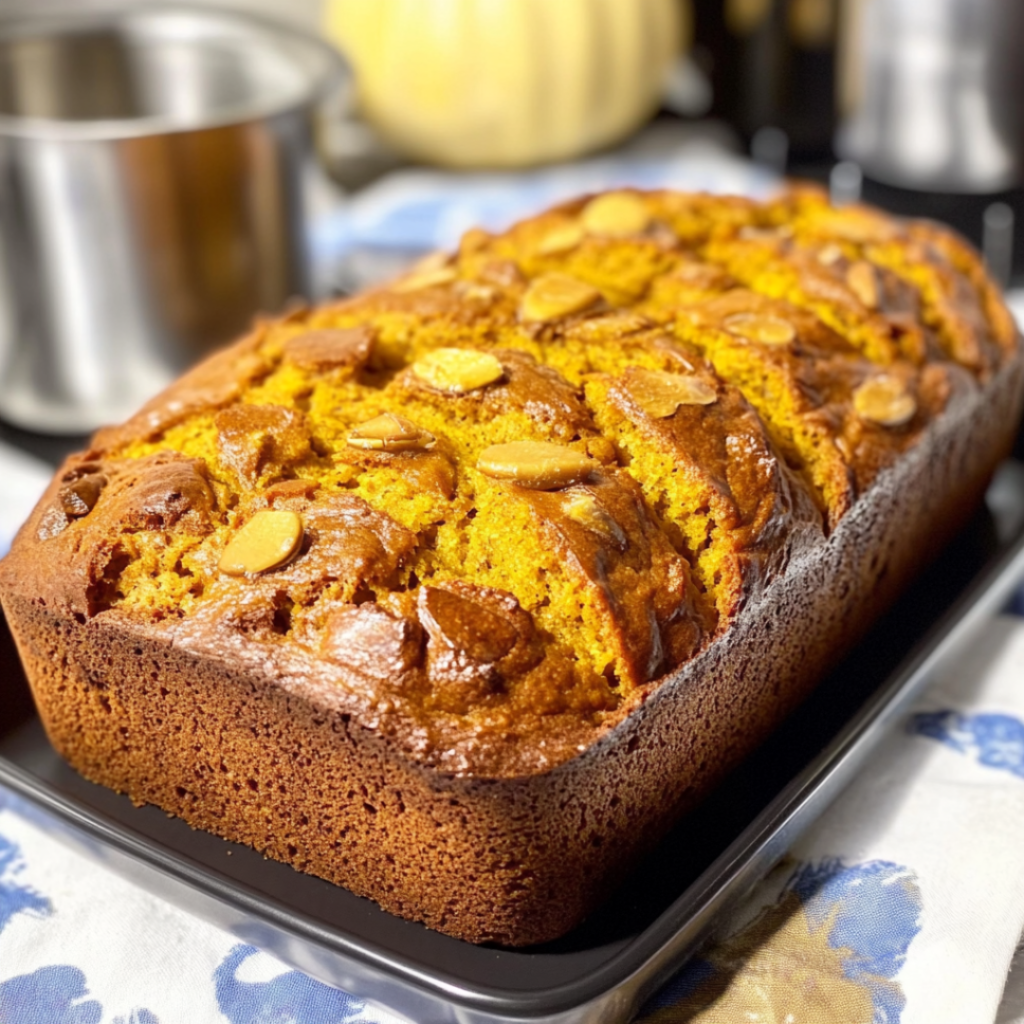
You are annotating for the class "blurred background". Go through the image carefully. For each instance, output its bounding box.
[0,0,322,30]
[0,0,1022,525]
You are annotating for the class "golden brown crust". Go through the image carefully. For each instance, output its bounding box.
[1,187,1022,945]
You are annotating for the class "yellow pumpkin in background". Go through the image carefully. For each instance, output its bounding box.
[324,0,686,168]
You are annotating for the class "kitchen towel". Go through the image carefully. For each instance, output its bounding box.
[637,614,1024,1024]
[0,442,51,559]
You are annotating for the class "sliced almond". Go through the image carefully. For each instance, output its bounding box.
[459,282,497,302]
[580,192,651,237]
[651,335,696,372]
[816,209,898,243]
[724,313,797,346]
[219,509,304,576]
[537,221,585,255]
[481,259,524,288]
[520,273,602,323]
[675,261,720,283]
[846,261,880,309]
[563,491,627,547]
[411,250,451,273]
[565,311,650,341]
[627,369,717,418]
[393,266,458,293]
[647,221,679,247]
[348,412,435,452]
[817,243,844,266]
[411,348,504,394]
[478,441,595,490]
[853,375,917,427]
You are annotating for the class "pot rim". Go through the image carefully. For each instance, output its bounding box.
[0,2,349,141]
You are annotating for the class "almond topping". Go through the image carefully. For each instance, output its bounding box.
[520,273,602,323]
[411,348,504,394]
[853,376,917,427]
[411,250,451,273]
[393,266,458,293]
[565,311,650,341]
[724,313,797,346]
[348,413,436,452]
[817,243,844,266]
[846,260,880,309]
[478,441,595,490]
[627,369,717,417]
[459,282,497,302]
[580,193,651,237]
[563,491,627,548]
[219,510,303,576]
[537,221,585,255]
[816,209,898,243]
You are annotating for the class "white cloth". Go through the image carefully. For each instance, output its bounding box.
[636,616,1024,1023]
[0,442,51,558]
[0,791,409,1023]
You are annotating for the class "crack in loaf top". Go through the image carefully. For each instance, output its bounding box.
[14,187,1019,777]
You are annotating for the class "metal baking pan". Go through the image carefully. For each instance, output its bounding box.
[2,458,1024,1024]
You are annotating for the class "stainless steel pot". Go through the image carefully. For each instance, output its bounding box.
[836,0,1024,194]
[0,5,347,433]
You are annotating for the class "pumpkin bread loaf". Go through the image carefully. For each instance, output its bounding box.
[2,188,1022,945]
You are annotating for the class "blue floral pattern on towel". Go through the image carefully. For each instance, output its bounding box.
[0,827,158,1024]
[0,832,49,933]
[639,858,922,1023]
[214,945,374,1024]
[0,966,102,1024]
[908,710,1024,778]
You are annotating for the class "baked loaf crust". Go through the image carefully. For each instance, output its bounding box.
[2,188,1022,945]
